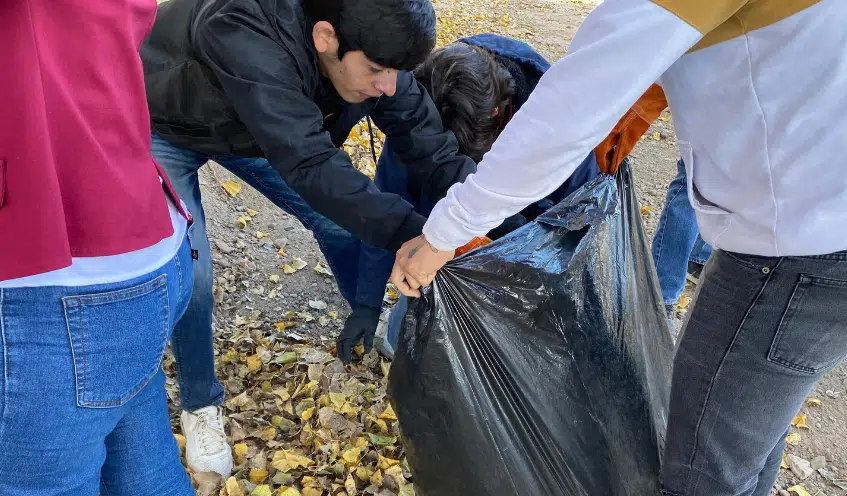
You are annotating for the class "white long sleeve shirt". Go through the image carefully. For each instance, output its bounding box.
[423,0,847,257]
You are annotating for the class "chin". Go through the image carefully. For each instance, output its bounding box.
[341,91,368,104]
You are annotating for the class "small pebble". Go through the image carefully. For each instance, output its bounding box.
[214,239,235,254]
[778,491,789,496]
[811,456,826,470]
[284,226,296,232]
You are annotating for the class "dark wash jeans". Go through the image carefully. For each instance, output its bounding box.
[151,133,360,411]
[662,249,847,495]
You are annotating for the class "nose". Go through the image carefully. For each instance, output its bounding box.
[374,71,397,97]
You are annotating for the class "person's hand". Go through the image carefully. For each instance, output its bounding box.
[390,235,455,297]
[336,305,382,363]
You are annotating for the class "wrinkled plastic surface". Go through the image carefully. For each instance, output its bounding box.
[388,162,674,496]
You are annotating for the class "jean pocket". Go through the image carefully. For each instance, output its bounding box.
[768,274,847,374]
[63,275,170,408]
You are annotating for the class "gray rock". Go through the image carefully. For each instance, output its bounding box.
[778,491,789,496]
[787,454,814,480]
[273,238,289,250]
[214,239,235,254]
[811,456,827,470]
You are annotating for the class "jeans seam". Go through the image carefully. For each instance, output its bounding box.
[0,289,6,429]
[687,265,777,493]
[63,301,88,406]
[653,185,686,271]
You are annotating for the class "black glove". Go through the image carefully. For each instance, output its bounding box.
[337,305,382,363]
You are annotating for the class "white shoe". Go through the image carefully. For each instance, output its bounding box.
[180,406,233,477]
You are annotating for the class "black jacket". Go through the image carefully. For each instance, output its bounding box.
[142,0,476,251]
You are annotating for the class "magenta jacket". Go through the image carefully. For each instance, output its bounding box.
[0,0,184,281]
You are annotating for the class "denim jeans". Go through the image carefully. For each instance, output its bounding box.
[151,134,360,411]
[0,235,195,495]
[652,159,713,304]
[662,249,847,495]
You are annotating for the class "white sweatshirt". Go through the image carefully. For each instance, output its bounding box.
[422,0,847,257]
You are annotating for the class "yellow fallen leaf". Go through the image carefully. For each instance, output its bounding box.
[370,469,384,487]
[174,433,186,450]
[652,131,662,141]
[260,426,277,441]
[640,205,654,216]
[301,489,321,496]
[806,397,822,407]
[786,432,802,445]
[346,473,359,496]
[676,295,692,310]
[273,322,295,331]
[354,436,369,449]
[787,485,811,496]
[792,414,809,429]
[378,455,400,470]
[328,311,339,319]
[355,466,373,482]
[251,486,272,496]
[268,275,280,284]
[247,354,263,373]
[379,404,397,421]
[237,216,252,229]
[225,477,244,496]
[233,443,249,464]
[246,208,259,217]
[256,231,269,239]
[277,248,287,257]
[270,450,314,472]
[250,468,269,484]
[277,488,301,496]
[375,418,389,434]
[313,262,333,276]
[342,446,363,465]
[353,343,366,357]
[329,392,347,409]
[301,407,315,422]
[282,264,297,274]
[781,453,789,469]
[221,180,242,198]
[660,113,671,121]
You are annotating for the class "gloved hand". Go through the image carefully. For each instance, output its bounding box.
[336,305,382,363]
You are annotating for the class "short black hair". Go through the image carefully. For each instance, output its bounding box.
[302,0,436,72]
[414,42,514,162]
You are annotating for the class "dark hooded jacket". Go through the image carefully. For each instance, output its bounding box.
[141,0,476,251]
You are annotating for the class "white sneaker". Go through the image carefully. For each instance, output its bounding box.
[180,406,233,477]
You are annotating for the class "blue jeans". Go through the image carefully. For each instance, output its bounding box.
[652,159,713,305]
[151,134,360,411]
[662,249,847,495]
[0,235,195,495]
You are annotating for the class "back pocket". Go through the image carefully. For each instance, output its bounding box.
[63,275,170,408]
[768,274,847,374]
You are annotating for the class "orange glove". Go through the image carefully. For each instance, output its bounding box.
[455,236,492,256]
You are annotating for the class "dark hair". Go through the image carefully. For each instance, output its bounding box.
[414,43,514,162]
[302,0,436,71]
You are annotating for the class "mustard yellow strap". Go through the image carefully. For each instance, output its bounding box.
[651,0,823,53]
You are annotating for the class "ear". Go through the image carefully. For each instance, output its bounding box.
[312,21,339,55]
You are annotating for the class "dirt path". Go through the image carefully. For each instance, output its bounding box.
[177,0,845,494]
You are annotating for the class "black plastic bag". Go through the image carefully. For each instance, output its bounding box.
[388,162,673,496]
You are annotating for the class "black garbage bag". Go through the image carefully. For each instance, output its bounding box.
[388,161,674,496]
